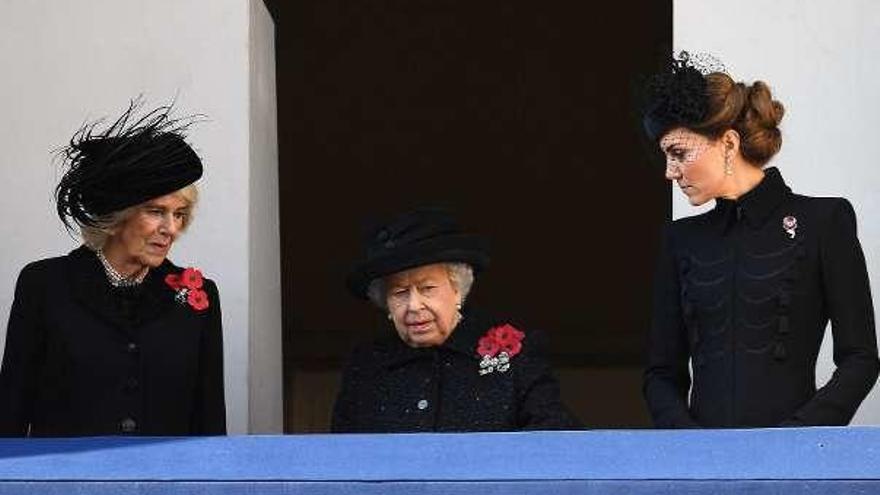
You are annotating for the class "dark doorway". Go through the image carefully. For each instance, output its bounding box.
[266,0,672,432]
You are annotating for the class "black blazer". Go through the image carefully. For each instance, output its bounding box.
[331,308,579,432]
[0,246,226,436]
[644,168,880,428]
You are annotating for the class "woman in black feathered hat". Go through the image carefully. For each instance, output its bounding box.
[0,101,226,436]
[641,52,878,428]
[331,208,578,432]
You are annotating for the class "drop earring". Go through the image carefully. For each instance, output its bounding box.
[724,151,734,176]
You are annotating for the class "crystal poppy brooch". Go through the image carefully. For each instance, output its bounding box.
[165,267,210,312]
[783,215,798,239]
[476,323,525,375]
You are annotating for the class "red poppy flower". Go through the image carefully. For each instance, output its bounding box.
[180,268,204,290]
[187,288,210,311]
[477,335,500,357]
[499,339,523,357]
[476,323,525,359]
[165,273,182,290]
[493,324,518,345]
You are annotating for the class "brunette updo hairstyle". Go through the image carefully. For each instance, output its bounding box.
[695,73,785,166]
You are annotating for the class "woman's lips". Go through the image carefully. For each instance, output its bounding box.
[406,320,434,333]
[147,242,170,253]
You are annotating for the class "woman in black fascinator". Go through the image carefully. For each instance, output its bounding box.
[0,101,226,436]
[641,52,878,428]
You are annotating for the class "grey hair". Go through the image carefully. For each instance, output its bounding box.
[80,183,199,250]
[367,262,475,310]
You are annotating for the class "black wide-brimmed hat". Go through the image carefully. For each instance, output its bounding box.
[55,101,203,230]
[346,208,490,299]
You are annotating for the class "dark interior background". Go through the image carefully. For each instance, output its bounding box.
[265,0,672,432]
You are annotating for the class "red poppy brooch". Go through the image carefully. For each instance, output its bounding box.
[476,323,525,375]
[165,267,210,312]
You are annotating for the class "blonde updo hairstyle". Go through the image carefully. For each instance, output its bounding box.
[694,73,785,167]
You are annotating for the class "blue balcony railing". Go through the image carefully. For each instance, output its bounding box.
[1,427,878,493]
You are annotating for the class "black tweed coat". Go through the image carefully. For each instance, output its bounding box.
[332,308,579,432]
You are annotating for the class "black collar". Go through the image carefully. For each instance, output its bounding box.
[712,167,791,233]
[380,307,496,369]
[67,245,179,333]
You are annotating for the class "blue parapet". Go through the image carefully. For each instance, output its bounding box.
[0,427,878,493]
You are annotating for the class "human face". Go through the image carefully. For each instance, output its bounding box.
[385,263,461,348]
[659,128,727,206]
[103,192,191,273]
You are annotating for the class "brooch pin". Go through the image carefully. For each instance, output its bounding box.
[476,324,525,376]
[479,352,510,375]
[783,215,797,239]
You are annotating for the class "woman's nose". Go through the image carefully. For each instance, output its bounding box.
[160,214,179,236]
[665,163,681,181]
[406,288,424,310]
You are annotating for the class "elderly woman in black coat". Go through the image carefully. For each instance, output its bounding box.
[0,103,225,436]
[332,209,578,432]
[641,53,879,428]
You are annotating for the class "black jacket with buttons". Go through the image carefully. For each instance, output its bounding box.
[331,308,579,432]
[644,167,880,428]
[0,246,226,436]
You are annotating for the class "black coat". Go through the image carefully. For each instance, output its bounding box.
[644,168,880,428]
[331,308,579,432]
[0,246,226,436]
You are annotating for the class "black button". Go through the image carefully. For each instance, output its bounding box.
[120,417,138,433]
[126,342,139,354]
[124,377,139,392]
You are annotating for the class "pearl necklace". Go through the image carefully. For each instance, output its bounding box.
[95,249,148,287]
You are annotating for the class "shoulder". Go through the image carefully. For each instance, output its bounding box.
[15,251,77,287]
[336,337,400,384]
[347,333,400,364]
[790,195,857,230]
[662,209,721,247]
[668,208,717,234]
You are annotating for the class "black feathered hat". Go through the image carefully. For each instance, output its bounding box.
[55,100,203,230]
[346,208,490,299]
[641,51,724,142]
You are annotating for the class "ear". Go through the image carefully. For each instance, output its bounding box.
[721,129,741,154]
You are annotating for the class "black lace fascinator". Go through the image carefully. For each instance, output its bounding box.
[55,100,203,231]
[641,51,726,142]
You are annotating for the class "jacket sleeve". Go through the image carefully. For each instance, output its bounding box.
[783,199,880,426]
[515,329,580,430]
[643,226,699,428]
[330,346,367,433]
[0,264,46,436]
[190,279,227,434]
